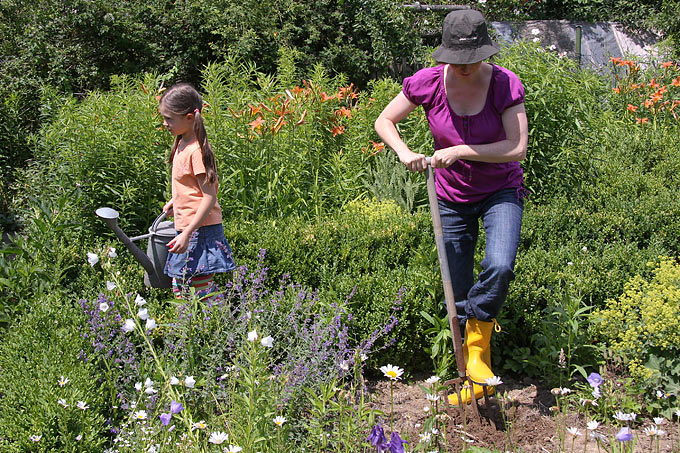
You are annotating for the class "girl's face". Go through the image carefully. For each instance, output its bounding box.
[159,103,194,137]
[448,61,483,78]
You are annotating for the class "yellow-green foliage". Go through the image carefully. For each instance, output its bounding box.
[593,257,680,381]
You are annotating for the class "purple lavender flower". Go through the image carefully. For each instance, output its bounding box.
[367,424,388,451]
[388,431,408,453]
[170,400,183,414]
[159,413,172,426]
[587,372,603,388]
[616,427,633,442]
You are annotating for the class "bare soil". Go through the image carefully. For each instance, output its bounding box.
[367,374,679,452]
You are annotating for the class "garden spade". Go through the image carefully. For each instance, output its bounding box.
[424,158,486,417]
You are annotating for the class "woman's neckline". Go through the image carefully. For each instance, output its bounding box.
[441,63,495,118]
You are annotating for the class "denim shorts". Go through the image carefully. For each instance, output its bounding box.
[164,223,236,279]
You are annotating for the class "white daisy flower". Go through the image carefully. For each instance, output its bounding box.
[208,431,228,444]
[30,434,42,442]
[58,398,68,408]
[191,420,207,430]
[644,425,665,437]
[58,376,70,387]
[653,417,666,425]
[76,401,89,410]
[425,376,440,384]
[226,446,243,453]
[531,28,541,35]
[485,376,503,386]
[567,427,582,437]
[273,415,286,427]
[587,420,600,430]
[426,393,440,402]
[134,410,148,420]
[380,364,404,381]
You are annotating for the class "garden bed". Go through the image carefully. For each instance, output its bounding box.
[368,374,679,452]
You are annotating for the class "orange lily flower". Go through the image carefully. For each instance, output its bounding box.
[636,117,649,124]
[321,92,336,102]
[291,86,304,96]
[331,125,345,136]
[649,79,659,89]
[249,116,264,131]
[336,107,352,118]
[610,57,622,65]
[369,141,385,156]
[661,61,674,69]
[670,100,680,111]
[672,77,680,87]
[248,104,262,116]
[644,99,654,109]
[627,104,638,113]
[613,86,621,94]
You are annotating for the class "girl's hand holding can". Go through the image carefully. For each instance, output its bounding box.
[167,230,191,254]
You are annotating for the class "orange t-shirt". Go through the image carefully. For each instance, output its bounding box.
[171,141,222,231]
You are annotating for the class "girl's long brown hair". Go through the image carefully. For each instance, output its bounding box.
[160,83,217,184]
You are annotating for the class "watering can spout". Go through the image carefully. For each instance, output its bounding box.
[95,207,174,288]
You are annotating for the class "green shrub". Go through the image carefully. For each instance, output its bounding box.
[591,257,680,409]
[0,293,106,451]
[493,42,608,202]
[225,198,440,368]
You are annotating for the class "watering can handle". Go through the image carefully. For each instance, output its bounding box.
[150,211,168,233]
[426,156,432,166]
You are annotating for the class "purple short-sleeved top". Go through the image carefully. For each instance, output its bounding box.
[402,64,525,204]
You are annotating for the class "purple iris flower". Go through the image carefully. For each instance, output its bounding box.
[159,412,172,426]
[587,372,603,388]
[388,431,408,453]
[367,424,388,451]
[170,400,183,414]
[616,427,633,442]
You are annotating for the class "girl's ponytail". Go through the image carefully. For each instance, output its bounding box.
[192,109,217,184]
[161,83,218,185]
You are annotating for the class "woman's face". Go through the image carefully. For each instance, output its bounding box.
[159,103,193,137]
[448,61,483,78]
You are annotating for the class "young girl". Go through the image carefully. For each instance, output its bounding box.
[159,83,236,298]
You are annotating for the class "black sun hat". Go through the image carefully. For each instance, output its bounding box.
[431,9,500,65]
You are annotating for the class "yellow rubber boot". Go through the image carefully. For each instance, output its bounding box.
[447,319,498,405]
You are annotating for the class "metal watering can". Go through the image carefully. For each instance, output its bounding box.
[95,207,176,288]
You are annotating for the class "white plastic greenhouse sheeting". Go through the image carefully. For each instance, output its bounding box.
[491,20,661,69]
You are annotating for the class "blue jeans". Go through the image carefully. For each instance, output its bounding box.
[439,188,523,328]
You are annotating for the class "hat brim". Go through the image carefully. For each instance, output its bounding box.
[431,42,500,65]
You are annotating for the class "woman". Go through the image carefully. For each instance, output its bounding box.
[375,9,528,404]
